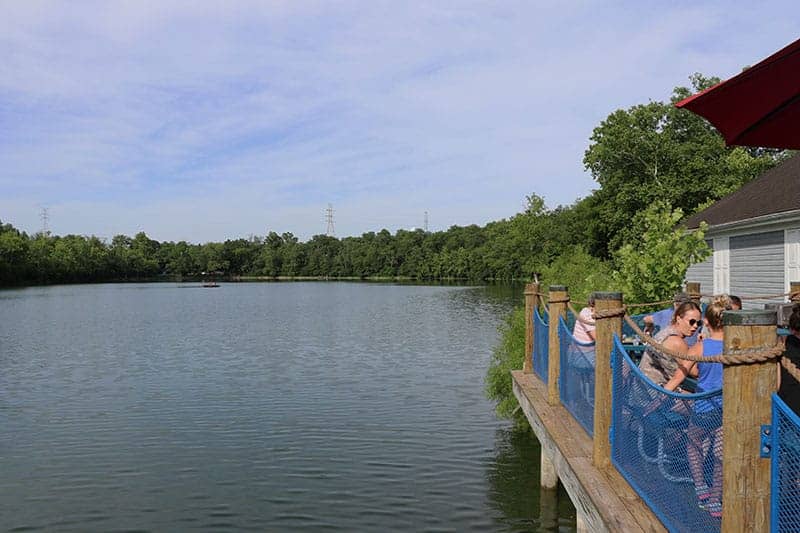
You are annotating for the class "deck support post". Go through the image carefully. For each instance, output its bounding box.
[538,486,558,529]
[592,291,623,469]
[547,285,569,405]
[721,310,777,532]
[540,450,558,490]
[524,282,540,374]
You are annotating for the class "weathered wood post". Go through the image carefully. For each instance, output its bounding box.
[721,310,778,532]
[547,285,568,406]
[523,282,541,374]
[686,281,701,302]
[592,291,623,469]
[539,487,558,530]
[540,284,567,493]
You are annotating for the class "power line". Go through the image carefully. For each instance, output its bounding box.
[325,204,335,237]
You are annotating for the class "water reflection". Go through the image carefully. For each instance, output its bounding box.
[486,428,576,532]
[1,281,571,531]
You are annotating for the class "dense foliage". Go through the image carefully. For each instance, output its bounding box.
[0,193,590,285]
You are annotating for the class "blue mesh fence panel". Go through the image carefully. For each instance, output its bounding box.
[610,336,723,532]
[772,393,800,532]
[533,307,549,383]
[564,308,577,332]
[558,316,595,436]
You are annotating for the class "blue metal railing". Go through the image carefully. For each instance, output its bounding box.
[533,307,549,383]
[771,393,800,532]
[611,335,722,532]
[558,316,595,436]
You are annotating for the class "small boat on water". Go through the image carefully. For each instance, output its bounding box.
[201,270,221,288]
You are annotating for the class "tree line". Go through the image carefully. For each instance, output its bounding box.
[0,206,584,285]
[0,74,787,289]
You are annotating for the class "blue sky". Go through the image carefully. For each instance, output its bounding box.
[1,1,798,243]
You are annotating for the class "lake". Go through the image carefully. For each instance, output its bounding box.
[0,282,575,531]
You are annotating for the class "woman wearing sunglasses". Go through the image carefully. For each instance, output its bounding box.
[638,300,703,386]
[661,296,731,517]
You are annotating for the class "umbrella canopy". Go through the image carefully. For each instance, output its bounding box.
[675,37,800,149]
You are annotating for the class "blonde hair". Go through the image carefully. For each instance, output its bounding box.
[671,301,701,324]
[705,295,733,330]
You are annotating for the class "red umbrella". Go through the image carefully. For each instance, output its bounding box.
[675,37,800,149]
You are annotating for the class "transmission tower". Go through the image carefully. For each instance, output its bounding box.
[39,206,50,235]
[325,204,336,236]
[423,211,429,232]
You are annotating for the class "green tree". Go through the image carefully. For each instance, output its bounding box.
[0,227,29,283]
[583,74,784,256]
[614,201,711,304]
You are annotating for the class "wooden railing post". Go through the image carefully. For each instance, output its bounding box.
[790,280,800,302]
[686,281,701,302]
[523,282,540,374]
[721,310,778,532]
[592,291,623,469]
[547,285,568,406]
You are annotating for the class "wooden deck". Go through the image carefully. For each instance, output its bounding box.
[511,370,666,532]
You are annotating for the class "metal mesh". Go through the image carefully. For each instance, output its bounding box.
[772,393,800,532]
[610,336,723,532]
[533,307,548,383]
[558,317,595,436]
[564,308,576,332]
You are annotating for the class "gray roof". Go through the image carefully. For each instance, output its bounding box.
[683,154,800,229]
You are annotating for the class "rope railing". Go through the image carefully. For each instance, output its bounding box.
[620,312,784,365]
[537,287,796,367]
[699,290,800,301]
[782,355,800,383]
[524,282,800,531]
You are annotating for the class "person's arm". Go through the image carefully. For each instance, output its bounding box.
[662,337,695,392]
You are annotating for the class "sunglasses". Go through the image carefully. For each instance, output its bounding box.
[688,318,702,327]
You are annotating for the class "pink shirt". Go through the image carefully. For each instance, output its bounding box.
[572,307,596,343]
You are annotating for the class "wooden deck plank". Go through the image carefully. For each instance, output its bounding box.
[512,370,666,533]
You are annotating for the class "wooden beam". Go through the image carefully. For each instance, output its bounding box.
[592,291,622,469]
[721,310,777,532]
[686,281,701,302]
[523,282,539,373]
[547,285,568,405]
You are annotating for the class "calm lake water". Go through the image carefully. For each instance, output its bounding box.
[0,282,575,531]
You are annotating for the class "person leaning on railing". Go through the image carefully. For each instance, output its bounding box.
[638,301,702,387]
[662,296,731,518]
[778,304,800,414]
[572,295,596,343]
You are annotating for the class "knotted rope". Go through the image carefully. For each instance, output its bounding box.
[782,356,800,383]
[699,290,800,301]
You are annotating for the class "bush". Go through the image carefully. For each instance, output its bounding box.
[485,306,529,429]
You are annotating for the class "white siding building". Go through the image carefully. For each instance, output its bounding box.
[684,155,800,307]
